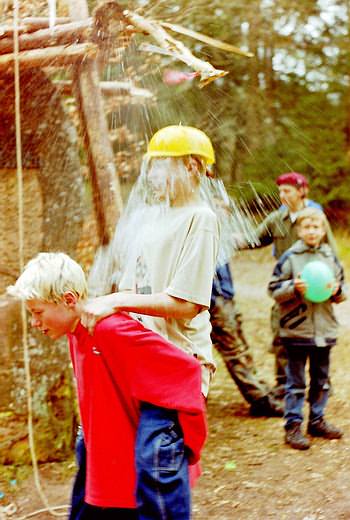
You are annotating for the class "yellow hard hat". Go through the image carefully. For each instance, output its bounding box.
[147,125,215,165]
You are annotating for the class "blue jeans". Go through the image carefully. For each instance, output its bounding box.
[69,429,138,520]
[136,403,191,520]
[69,427,86,520]
[284,344,331,429]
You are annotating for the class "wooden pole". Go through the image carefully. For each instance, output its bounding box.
[21,17,73,30]
[53,79,153,99]
[0,24,27,39]
[0,20,92,55]
[69,0,123,245]
[0,43,97,71]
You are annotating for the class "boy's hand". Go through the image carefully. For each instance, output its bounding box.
[294,276,307,296]
[232,232,247,249]
[81,294,119,334]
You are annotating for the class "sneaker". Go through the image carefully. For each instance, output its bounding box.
[307,419,343,439]
[285,423,310,450]
[250,395,284,417]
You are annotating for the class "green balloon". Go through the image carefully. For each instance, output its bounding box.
[301,260,335,303]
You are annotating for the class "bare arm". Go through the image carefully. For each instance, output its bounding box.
[235,217,274,251]
[81,291,203,333]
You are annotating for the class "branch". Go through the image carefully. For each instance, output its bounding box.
[124,11,228,87]
[100,80,154,98]
[160,22,254,58]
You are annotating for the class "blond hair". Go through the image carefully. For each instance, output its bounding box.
[296,207,327,229]
[7,252,88,303]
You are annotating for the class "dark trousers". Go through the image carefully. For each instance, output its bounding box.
[284,344,331,429]
[69,429,86,520]
[210,297,270,403]
[270,303,288,398]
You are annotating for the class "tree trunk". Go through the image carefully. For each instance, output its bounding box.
[69,0,123,246]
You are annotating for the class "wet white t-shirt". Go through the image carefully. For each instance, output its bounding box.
[119,203,219,396]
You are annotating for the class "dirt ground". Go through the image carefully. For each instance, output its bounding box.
[1,248,350,520]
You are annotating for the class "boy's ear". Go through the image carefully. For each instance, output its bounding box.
[63,291,78,307]
[297,186,306,199]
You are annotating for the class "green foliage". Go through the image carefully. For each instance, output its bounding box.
[335,231,350,268]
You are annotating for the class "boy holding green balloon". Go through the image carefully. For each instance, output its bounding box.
[268,207,345,450]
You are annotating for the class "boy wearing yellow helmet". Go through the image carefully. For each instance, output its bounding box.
[79,125,220,520]
[147,125,215,164]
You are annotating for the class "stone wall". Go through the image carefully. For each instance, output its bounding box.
[0,70,88,464]
[0,169,43,294]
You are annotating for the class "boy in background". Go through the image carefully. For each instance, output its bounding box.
[238,172,336,400]
[268,208,345,450]
[8,252,207,519]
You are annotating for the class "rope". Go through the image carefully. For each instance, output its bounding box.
[13,0,68,517]
[0,504,69,519]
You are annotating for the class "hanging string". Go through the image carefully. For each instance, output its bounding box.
[48,0,56,31]
[11,0,68,517]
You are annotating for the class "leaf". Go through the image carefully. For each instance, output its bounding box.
[224,460,237,470]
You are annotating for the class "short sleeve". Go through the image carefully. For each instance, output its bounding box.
[166,209,219,307]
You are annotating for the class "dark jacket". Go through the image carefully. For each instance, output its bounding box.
[211,263,234,307]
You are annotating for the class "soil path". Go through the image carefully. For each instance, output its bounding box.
[2,249,350,520]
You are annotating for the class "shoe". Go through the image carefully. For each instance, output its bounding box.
[250,396,284,417]
[307,419,343,439]
[285,423,310,450]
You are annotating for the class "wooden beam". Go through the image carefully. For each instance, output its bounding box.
[21,17,73,30]
[0,43,98,71]
[0,20,92,55]
[0,24,27,39]
[100,81,154,98]
[53,79,154,99]
[51,79,72,95]
[69,0,123,246]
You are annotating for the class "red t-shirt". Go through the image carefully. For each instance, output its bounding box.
[68,312,207,508]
